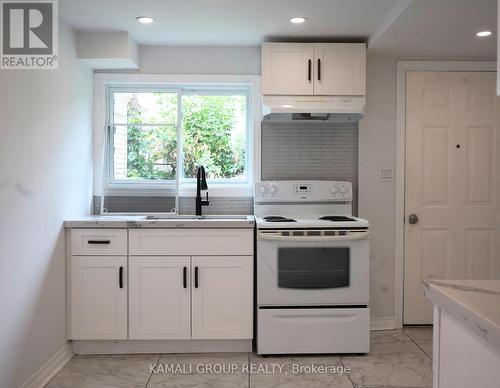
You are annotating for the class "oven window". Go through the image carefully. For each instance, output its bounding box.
[278,248,350,289]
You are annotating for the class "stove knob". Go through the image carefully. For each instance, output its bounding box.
[339,184,348,194]
[259,185,268,195]
[330,185,338,194]
[269,185,277,195]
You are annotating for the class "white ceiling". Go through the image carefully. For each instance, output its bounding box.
[59,0,404,45]
[59,0,497,58]
[369,0,497,58]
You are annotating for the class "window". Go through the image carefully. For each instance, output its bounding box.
[181,93,247,181]
[107,86,250,191]
[111,90,178,182]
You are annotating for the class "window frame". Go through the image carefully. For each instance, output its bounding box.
[94,74,261,198]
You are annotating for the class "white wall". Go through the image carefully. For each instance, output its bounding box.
[358,54,398,322]
[0,23,93,388]
[131,45,399,322]
[357,54,495,326]
[139,45,261,74]
[92,44,496,329]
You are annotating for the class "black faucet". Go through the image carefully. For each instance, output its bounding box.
[195,165,209,216]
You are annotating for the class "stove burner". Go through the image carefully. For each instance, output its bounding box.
[263,216,297,223]
[319,216,356,222]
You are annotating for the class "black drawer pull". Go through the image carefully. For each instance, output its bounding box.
[119,266,123,289]
[194,266,199,288]
[183,267,187,288]
[317,58,321,81]
[308,59,311,81]
[88,240,111,245]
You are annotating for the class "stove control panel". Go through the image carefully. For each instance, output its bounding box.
[255,181,352,202]
[294,184,312,195]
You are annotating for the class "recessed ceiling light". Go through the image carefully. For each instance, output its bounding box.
[282,104,294,108]
[136,16,154,24]
[476,30,492,37]
[290,17,307,24]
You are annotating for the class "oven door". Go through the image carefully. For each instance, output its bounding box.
[257,230,369,306]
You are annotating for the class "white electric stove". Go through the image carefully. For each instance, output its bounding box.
[255,180,370,355]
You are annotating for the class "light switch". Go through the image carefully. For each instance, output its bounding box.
[379,168,394,182]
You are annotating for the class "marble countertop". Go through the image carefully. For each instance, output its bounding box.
[423,279,500,351]
[64,215,255,228]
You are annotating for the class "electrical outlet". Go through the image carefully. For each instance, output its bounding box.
[379,168,394,182]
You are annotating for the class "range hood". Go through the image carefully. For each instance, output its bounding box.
[262,95,365,115]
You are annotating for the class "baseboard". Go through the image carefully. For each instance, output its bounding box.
[371,317,396,331]
[19,342,74,388]
[72,339,253,355]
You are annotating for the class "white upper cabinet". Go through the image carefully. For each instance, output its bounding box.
[313,43,366,96]
[129,256,191,340]
[262,42,366,96]
[262,43,314,95]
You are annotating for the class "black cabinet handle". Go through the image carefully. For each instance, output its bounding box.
[88,240,110,245]
[183,266,187,288]
[119,266,123,289]
[308,59,311,81]
[194,266,199,288]
[317,59,321,81]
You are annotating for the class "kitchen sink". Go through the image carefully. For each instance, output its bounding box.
[143,214,250,221]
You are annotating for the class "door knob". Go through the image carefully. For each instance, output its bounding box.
[408,214,419,224]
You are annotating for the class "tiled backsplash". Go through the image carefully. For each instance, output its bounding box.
[93,196,253,215]
[94,196,176,214]
[261,121,358,214]
[178,196,254,215]
[94,120,358,215]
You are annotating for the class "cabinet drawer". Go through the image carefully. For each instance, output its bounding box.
[129,229,253,256]
[257,307,369,354]
[71,229,127,256]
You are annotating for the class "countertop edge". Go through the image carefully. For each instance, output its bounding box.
[63,216,255,229]
[423,280,500,352]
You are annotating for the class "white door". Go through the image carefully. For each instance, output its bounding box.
[191,256,253,339]
[70,256,127,339]
[129,256,190,339]
[262,42,314,95]
[405,71,500,324]
[313,43,366,96]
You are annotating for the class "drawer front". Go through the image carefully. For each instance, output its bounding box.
[71,229,127,256]
[129,229,253,256]
[257,307,369,354]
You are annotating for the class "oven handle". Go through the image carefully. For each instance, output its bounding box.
[257,231,370,241]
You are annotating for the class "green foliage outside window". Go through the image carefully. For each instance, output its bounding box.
[181,95,245,179]
[122,92,246,181]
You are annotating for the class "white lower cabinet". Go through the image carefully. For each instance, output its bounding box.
[69,228,254,345]
[70,256,127,339]
[129,256,191,339]
[128,255,253,340]
[192,256,253,339]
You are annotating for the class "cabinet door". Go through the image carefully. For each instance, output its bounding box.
[70,256,127,339]
[192,256,253,339]
[313,43,366,96]
[262,42,314,95]
[129,256,191,339]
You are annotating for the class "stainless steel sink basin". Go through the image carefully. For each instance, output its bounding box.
[143,214,250,221]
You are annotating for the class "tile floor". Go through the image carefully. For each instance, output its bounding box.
[47,327,433,388]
